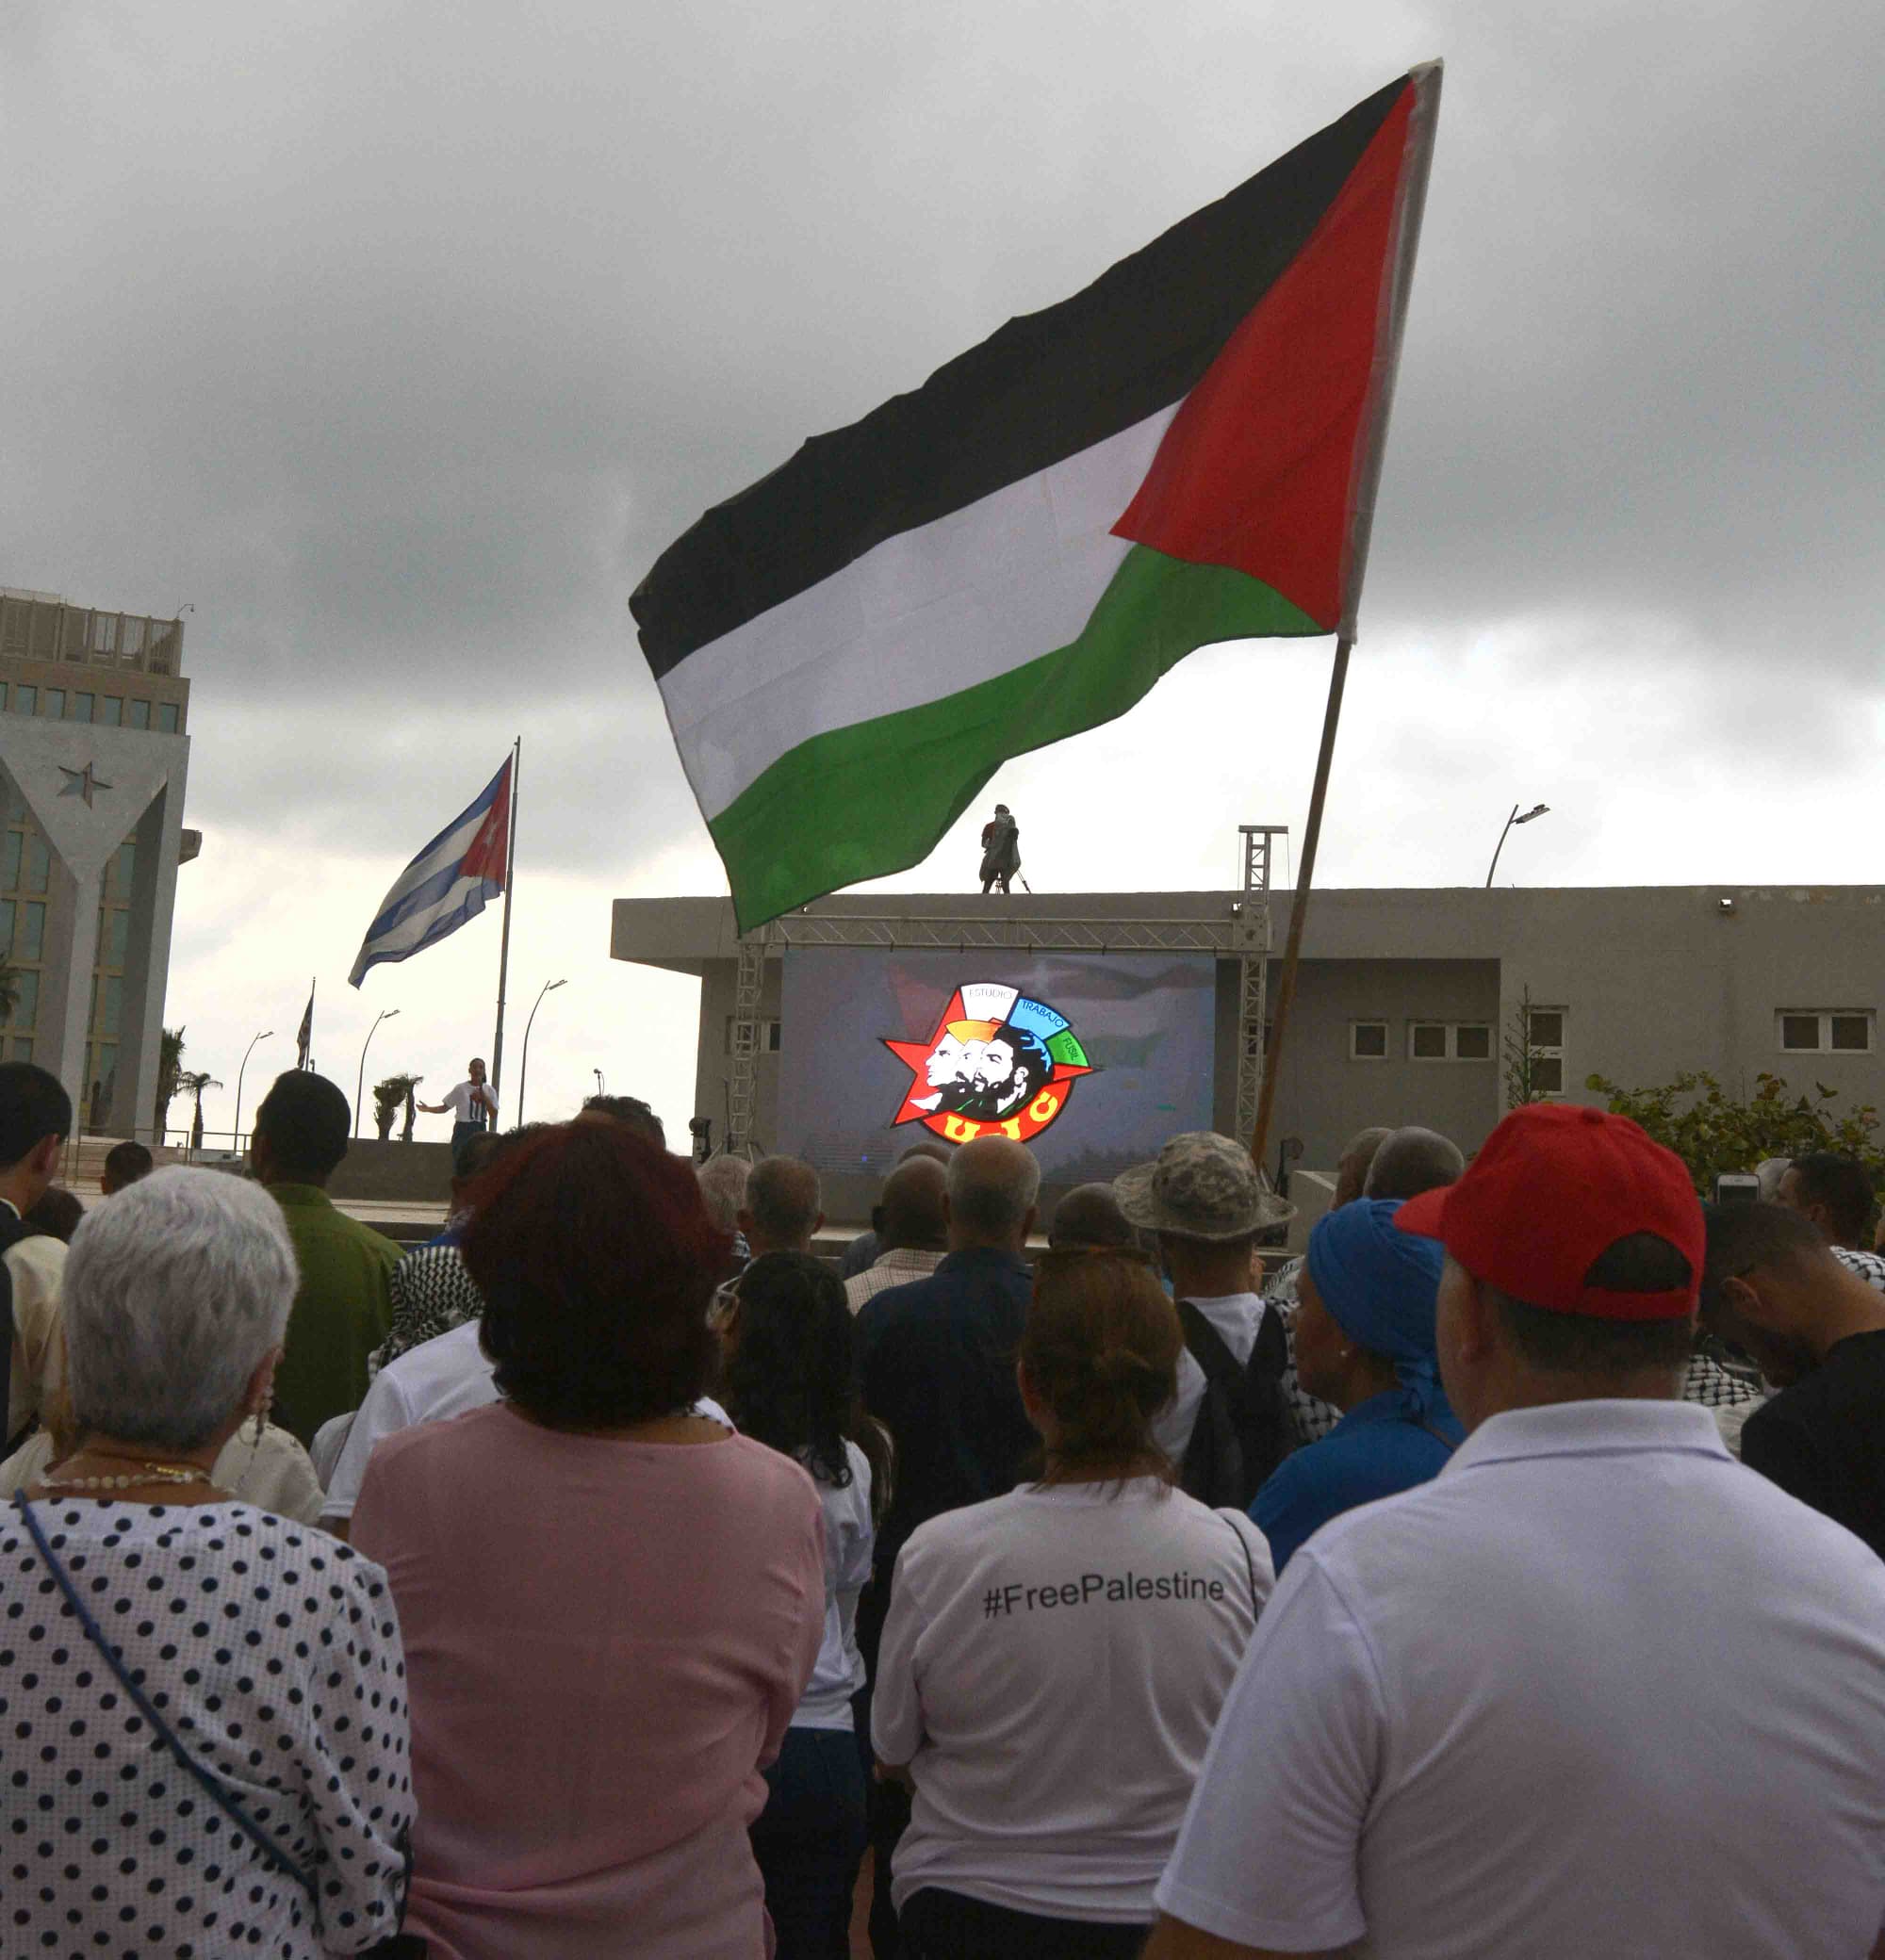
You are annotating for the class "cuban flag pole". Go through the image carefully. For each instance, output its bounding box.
[349,743,522,1092]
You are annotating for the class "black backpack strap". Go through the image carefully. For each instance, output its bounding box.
[1175,1298,1244,1384]
[1176,1299,1295,1508]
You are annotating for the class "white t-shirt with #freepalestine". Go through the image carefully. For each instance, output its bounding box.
[439,1080,497,1123]
[1156,1399,1885,1960]
[873,1477,1272,1922]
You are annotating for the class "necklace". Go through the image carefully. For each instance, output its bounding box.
[40,1461,217,1493]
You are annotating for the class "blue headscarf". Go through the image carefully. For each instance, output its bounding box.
[1305,1198,1448,1416]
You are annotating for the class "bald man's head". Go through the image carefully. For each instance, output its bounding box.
[879,1153,949,1252]
[1364,1126,1465,1200]
[1333,1126,1393,1208]
[1049,1183,1138,1251]
[739,1155,824,1254]
[945,1135,1041,1250]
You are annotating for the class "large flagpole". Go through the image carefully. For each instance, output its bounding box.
[488,738,521,1106]
[1252,60,1442,1175]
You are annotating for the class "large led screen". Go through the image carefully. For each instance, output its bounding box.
[777,947,1217,1186]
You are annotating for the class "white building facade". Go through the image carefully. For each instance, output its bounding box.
[0,587,193,1138]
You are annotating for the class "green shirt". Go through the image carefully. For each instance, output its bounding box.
[268,1184,402,1446]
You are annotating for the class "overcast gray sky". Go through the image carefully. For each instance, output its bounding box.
[3,0,1879,1139]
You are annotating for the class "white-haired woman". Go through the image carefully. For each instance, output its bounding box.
[3,1168,416,1956]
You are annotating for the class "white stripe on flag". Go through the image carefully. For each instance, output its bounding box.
[656,404,1175,821]
[349,763,507,986]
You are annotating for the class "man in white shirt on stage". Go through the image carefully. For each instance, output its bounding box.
[419,1057,498,1173]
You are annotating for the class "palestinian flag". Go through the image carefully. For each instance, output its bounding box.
[633,64,1441,930]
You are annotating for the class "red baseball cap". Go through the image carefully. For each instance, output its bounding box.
[1394,1102,1702,1320]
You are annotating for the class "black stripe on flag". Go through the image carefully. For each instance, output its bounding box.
[633,74,1407,678]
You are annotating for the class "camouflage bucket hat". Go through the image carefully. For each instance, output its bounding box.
[1112,1131,1295,1240]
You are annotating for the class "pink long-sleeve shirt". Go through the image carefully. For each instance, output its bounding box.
[352,1402,825,1959]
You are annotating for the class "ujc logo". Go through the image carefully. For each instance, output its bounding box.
[883,982,1094,1146]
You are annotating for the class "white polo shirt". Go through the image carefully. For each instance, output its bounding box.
[320,1317,729,1523]
[874,1477,1271,1921]
[1156,1398,1885,1959]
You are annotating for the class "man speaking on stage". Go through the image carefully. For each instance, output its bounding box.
[419,1056,499,1171]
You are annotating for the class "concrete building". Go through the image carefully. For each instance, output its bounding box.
[612,884,1885,1198]
[0,587,193,1137]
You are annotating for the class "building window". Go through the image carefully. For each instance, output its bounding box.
[73,693,93,724]
[128,698,151,730]
[723,1017,781,1054]
[1350,1020,1389,1060]
[1778,1010,1873,1054]
[156,703,179,733]
[98,695,122,727]
[1526,1006,1567,1096]
[8,1038,31,1064]
[24,836,49,895]
[7,972,39,1031]
[12,686,34,717]
[15,903,43,963]
[1409,1021,1495,1062]
[42,689,64,719]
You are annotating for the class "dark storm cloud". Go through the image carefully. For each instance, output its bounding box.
[1,0,1879,887]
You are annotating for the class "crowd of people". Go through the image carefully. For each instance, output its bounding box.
[1,1053,1882,1958]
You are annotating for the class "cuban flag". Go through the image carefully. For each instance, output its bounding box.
[349,756,512,987]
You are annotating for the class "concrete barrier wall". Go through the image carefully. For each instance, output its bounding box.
[326,1139,456,1203]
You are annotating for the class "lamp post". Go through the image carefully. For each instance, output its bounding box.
[516,978,566,1125]
[232,1029,273,1161]
[1485,803,1550,888]
[354,1008,401,1138]
[593,1068,605,1100]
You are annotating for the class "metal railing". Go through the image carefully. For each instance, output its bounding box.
[0,593,186,677]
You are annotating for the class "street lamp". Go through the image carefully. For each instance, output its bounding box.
[1485,803,1550,888]
[354,1008,401,1138]
[516,979,566,1125]
[593,1068,605,1100]
[231,1030,273,1160]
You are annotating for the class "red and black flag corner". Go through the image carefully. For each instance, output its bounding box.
[632,64,1443,930]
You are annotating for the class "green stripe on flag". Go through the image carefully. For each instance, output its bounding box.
[709,544,1323,929]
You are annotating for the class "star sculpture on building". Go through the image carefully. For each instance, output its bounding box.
[57,760,112,808]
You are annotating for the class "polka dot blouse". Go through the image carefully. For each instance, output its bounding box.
[2,1499,413,1958]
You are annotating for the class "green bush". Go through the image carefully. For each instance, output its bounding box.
[1585,1069,1884,1198]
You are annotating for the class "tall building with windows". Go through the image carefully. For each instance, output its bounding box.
[0,586,193,1138]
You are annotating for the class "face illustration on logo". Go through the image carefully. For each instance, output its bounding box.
[884,986,1093,1145]
[925,1031,973,1088]
[910,1029,979,1112]
[959,1024,1056,1120]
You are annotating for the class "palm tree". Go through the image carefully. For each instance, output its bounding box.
[372,1070,421,1141]
[177,1069,221,1158]
[154,1026,186,1143]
